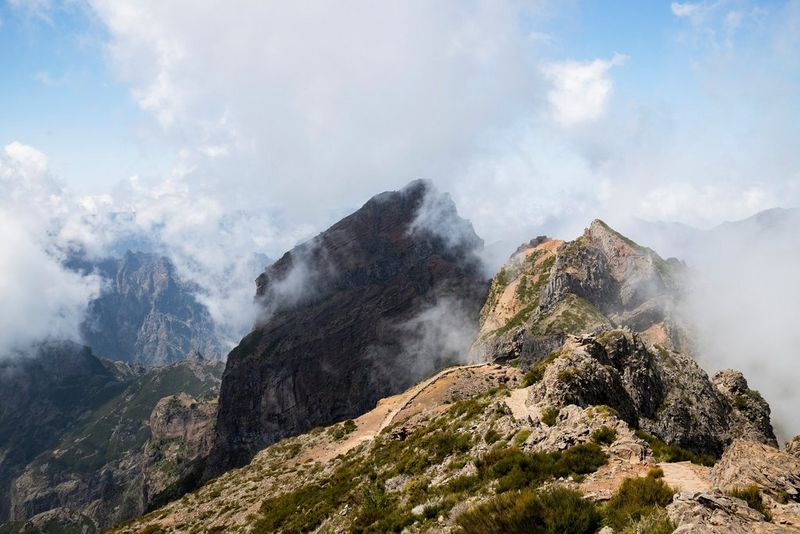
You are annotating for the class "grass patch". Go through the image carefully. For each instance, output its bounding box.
[591,426,617,445]
[540,407,559,427]
[513,428,532,446]
[456,486,601,534]
[634,430,716,466]
[726,485,772,521]
[522,351,560,387]
[477,443,607,493]
[603,471,675,530]
[485,428,501,444]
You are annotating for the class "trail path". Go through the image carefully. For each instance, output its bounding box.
[299,363,515,464]
[505,385,532,421]
[658,461,713,492]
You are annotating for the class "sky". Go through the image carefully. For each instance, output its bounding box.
[1,1,800,432]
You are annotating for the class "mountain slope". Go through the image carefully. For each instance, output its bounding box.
[106,220,798,534]
[0,342,129,522]
[71,251,221,367]
[474,220,686,367]
[209,180,488,472]
[7,357,224,531]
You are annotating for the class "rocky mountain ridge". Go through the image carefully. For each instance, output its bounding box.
[105,217,800,534]
[209,180,488,473]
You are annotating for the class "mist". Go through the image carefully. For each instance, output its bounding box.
[620,210,800,441]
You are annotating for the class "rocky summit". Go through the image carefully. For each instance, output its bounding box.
[210,180,488,472]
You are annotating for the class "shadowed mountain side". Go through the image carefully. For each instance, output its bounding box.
[208,180,489,473]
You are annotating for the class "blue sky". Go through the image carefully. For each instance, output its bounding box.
[1,2,693,194]
[0,1,173,191]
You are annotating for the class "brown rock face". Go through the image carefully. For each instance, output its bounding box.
[209,180,488,471]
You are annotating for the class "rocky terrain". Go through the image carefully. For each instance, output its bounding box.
[4,195,798,533]
[110,358,800,533]
[70,251,222,367]
[101,218,800,534]
[209,180,488,472]
[0,353,223,532]
[473,220,688,366]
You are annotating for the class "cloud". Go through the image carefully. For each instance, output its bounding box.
[86,0,546,229]
[0,142,102,356]
[4,141,49,180]
[8,0,54,23]
[672,2,703,19]
[543,53,627,126]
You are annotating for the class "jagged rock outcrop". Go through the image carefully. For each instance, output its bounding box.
[711,440,800,502]
[71,251,221,366]
[527,330,776,456]
[668,490,787,533]
[712,371,776,446]
[8,359,223,530]
[0,342,128,521]
[474,220,687,367]
[786,438,800,458]
[210,180,488,471]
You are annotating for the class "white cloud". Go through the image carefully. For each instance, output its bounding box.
[0,142,102,356]
[543,53,627,126]
[672,2,703,19]
[87,0,546,229]
[4,141,49,181]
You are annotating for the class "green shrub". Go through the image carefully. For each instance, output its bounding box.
[485,428,501,444]
[726,485,772,520]
[522,352,559,386]
[254,458,363,532]
[330,419,359,440]
[456,486,601,534]
[603,472,675,530]
[513,428,532,446]
[477,443,607,493]
[591,426,617,445]
[446,475,481,493]
[541,407,559,426]
[634,430,715,466]
[648,467,664,479]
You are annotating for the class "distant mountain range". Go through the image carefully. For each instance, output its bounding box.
[67,250,222,367]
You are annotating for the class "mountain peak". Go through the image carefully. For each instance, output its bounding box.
[214,181,488,471]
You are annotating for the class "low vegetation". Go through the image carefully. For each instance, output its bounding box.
[591,425,617,445]
[250,386,610,533]
[456,486,601,534]
[603,470,676,531]
[634,430,716,466]
[540,407,559,426]
[522,351,560,386]
[726,485,772,520]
